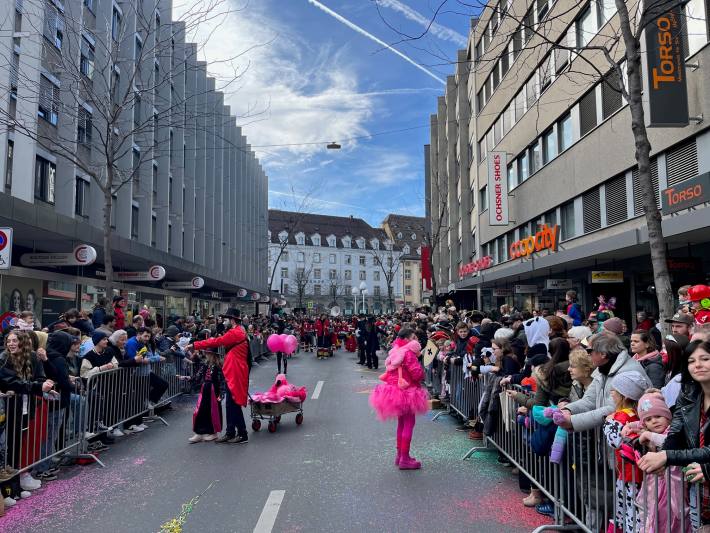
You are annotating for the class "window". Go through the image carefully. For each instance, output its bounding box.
[530,142,542,174]
[356,238,365,249]
[480,185,488,211]
[134,36,143,62]
[84,0,95,12]
[131,205,139,239]
[537,0,549,21]
[296,234,305,245]
[579,88,598,136]
[666,138,698,186]
[110,194,117,229]
[359,255,366,266]
[345,254,352,264]
[38,75,59,125]
[478,139,487,161]
[134,94,141,128]
[151,215,157,247]
[682,0,707,57]
[539,54,553,92]
[329,254,336,264]
[43,1,64,49]
[405,285,412,297]
[281,267,288,278]
[312,235,321,246]
[111,69,120,106]
[555,43,569,74]
[80,35,95,79]
[152,164,158,203]
[327,236,336,247]
[403,245,410,254]
[387,257,393,268]
[75,177,89,217]
[601,70,623,119]
[583,188,602,233]
[606,174,628,225]
[5,140,13,189]
[576,3,597,48]
[519,151,529,182]
[10,53,18,95]
[314,285,321,296]
[542,128,556,165]
[77,106,92,146]
[404,269,412,280]
[501,46,510,77]
[314,269,321,279]
[282,251,289,261]
[329,269,337,280]
[411,233,417,240]
[359,271,366,281]
[497,235,506,263]
[345,270,352,280]
[512,28,522,58]
[374,286,382,297]
[297,252,305,262]
[599,0,616,25]
[560,200,576,240]
[374,271,380,281]
[111,7,122,41]
[132,148,140,188]
[558,113,573,152]
[34,156,55,203]
[507,161,518,190]
[313,252,321,263]
[526,76,538,110]
[283,283,289,294]
[514,90,526,121]
[523,9,534,42]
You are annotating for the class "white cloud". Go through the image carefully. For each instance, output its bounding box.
[353,148,421,186]
[376,0,468,47]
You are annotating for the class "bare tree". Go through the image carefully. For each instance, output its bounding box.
[370,241,402,313]
[0,0,256,293]
[378,0,699,325]
[289,262,314,310]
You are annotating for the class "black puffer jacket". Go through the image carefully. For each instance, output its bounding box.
[44,331,75,409]
[0,350,46,401]
[663,381,710,482]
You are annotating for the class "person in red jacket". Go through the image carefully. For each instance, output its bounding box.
[191,308,249,444]
[112,295,126,330]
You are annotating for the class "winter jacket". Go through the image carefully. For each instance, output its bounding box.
[0,350,46,396]
[564,350,652,431]
[663,381,710,483]
[113,305,126,330]
[80,348,119,379]
[567,302,583,327]
[380,339,424,386]
[91,306,107,329]
[194,325,249,407]
[634,351,665,388]
[43,331,75,409]
[513,361,572,409]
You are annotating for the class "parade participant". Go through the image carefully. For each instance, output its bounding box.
[688,284,710,326]
[187,350,223,443]
[565,291,583,327]
[301,320,314,352]
[369,327,428,470]
[191,308,249,444]
[315,314,332,359]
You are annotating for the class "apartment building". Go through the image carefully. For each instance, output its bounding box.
[0,0,268,324]
[427,0,710,320]
[381,213,427,307]
[268,210,403,315]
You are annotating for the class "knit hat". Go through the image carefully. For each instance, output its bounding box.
[602,317,624,335]
[91,330,109,346]
[611,371,646,401]
[165,325,180,337]
[637,393,672,423]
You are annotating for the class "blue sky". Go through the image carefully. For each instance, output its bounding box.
[190,0,476,226]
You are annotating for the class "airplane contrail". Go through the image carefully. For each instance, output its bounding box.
[377,0,468,46]
[305,0,446,85]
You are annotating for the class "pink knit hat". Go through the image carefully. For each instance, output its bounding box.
[637,393,671,423]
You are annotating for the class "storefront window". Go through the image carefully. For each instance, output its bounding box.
[81,285,107,314]
[43,281,78,327]
[165,296,188,326]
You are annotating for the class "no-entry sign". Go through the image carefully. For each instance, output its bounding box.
[0,228,13,270]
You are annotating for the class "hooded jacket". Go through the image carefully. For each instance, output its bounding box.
[43,331,76,409]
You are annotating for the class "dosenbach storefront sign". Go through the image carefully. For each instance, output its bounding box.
[459,256,493,278]
[509,224,559,259]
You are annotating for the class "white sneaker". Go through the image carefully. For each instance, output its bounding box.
[147,401,156,409]
[4,496,16,507]
[202,433,218,442]
[20,490,31,499]
[128,425,145,433]
[188,434,203,443]
[97,422,109,431]
[20,473,41,491]
[111,428,125,438]
[137,423,148,430]
[85,431,96,439]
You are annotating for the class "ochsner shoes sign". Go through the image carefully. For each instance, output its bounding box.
[488,152,509,226]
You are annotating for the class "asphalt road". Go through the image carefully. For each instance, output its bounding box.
[6,348,551,533]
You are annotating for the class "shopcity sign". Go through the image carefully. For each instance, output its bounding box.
[661,172,710,214]
[162,277,205,290]
[20,244,97,267]
[591,271,624,283]
[642,1,688,127]
[458,256,493,278]
[488,152,509,226]
[509,224,559,259]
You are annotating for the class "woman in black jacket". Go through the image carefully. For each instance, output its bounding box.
[639,340,710,530]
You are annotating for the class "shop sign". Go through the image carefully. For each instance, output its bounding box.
[591,271,624,283]
[237,288,248,298]
[210,291,221,299]
[0,228,12,270]
[488,152,509,226]
[642,2,688,127]
[545,279,576,290]
[667,257,702,272]
[113,265,166,282]
[20,244,96,267]
[509,224,559,259]
[250,292,261,301]
[515,284,538,294]
[661,172,710,214]
[162,277,205,290]
[458,256,493,278]
[492,288,513,297]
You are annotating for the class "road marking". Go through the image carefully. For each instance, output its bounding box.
[253,490,285,533]
[311,380,324,400]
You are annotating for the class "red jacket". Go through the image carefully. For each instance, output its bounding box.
[315,319,330,336]
[114,305,125,330]
[194,325,249,407]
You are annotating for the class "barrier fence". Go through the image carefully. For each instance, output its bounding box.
[431,364,707,533]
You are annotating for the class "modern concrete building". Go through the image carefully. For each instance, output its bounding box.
[268,210,403,315]
[381,214,428,308]
[427,0,710,321]
[0,0,268,324]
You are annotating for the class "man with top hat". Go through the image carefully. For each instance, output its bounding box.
[190,308,249,444]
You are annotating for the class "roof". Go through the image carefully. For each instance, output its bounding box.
[268,210,397,251]
[381,214,426,260]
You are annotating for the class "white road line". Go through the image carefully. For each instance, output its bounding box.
[311,380,324,400]
[253,490,285,533]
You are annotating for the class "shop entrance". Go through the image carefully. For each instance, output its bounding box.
[590,282,631,324]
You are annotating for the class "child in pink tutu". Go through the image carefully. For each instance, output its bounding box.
[369,328,429,470]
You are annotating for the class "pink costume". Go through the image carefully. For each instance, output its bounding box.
[369,338,428,470]
[250,374,307,404]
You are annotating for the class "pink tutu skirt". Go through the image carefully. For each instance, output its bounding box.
[369,383,429,421]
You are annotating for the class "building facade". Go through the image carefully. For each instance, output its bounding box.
[427,0,710,322]
[0,0,268,325]
[381,214,427,308]
[268,210,403,315]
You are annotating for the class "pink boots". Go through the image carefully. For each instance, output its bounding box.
[397,437,421,470]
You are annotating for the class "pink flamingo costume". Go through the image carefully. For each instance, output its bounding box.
[369,338,429,470]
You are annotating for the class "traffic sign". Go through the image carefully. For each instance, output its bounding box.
[0,228,12,270]
[307,301,314,309]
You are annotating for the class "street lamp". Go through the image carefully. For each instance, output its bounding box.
[327,141,341,150]
[351,286,358,315]
[359,281,367,314]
